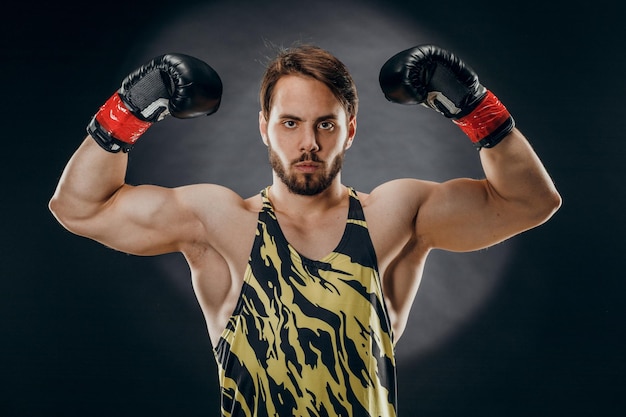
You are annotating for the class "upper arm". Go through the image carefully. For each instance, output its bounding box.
[416,177,540,252]
[370,175,546,255]
[64,183,234,256]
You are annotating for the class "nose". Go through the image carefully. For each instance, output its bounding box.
[300,127,320,152]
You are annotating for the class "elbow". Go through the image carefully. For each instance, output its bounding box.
[48,192,63,216]
[549,188,563,214]
[48,193,65,223]
[48,192,90,236]
[542,185,562,218]
[48,193,75,232]
[528,186,562,226]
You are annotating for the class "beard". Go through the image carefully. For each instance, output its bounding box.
[269,146,345,196]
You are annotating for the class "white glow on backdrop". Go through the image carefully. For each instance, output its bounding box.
[124,0,514,364]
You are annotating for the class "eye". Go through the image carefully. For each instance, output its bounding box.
[282,120,297,129]
[318,121,335,130]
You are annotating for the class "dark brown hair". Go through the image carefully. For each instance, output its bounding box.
[260,45,358,120]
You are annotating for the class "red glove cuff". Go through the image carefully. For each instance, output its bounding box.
[453,90,512,146]
[94,93,153,144]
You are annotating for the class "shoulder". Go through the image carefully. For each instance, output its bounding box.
[172,184,262,248]
[175,184,263,259]
[357,178,437,211]
[354,179,436,259]
[173,183,263,214]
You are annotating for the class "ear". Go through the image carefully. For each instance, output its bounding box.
[345,115,357,150]
[259,111,269,146]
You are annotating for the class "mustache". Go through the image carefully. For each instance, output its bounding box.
[293,152,323,164]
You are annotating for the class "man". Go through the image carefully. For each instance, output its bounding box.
[49,44,561,416]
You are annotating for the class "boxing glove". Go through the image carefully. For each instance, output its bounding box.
[379,45,514,149]
[88,54,223,153]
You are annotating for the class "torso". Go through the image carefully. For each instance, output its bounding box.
[184,181,429,347]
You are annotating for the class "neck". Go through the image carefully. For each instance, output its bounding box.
[269,174,346,214]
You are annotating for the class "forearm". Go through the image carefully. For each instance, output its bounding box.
[480,128,561,223]
[49,136,128,228]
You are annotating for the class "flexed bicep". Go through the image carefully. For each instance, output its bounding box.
[416,177,511,252]
[87,183,205,256]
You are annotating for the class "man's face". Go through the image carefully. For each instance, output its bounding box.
[259,75,356,195]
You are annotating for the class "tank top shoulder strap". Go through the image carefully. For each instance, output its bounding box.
[260,186,273,213]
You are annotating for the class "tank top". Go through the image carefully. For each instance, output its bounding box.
[214,187,397,417]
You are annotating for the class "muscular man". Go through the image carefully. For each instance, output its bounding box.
[49,45,561,416]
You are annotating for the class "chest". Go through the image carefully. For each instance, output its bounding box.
[276,211,347,261]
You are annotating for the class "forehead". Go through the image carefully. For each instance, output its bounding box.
[271,75,344,115]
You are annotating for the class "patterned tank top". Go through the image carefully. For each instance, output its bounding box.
[214,187,397,417]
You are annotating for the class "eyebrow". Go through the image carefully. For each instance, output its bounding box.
[277,113,338,122]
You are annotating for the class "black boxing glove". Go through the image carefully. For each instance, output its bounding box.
[88,54,223,153]
[379,45,514,149]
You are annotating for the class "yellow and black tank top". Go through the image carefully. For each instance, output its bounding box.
[214,187,397,417]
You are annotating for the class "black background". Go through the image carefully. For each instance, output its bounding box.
[2,0,625,416]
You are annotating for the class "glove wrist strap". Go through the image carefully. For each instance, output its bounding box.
[453,90,515,149]
[89,93,153,152]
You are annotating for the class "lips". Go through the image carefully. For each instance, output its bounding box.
[294,162,321,173]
